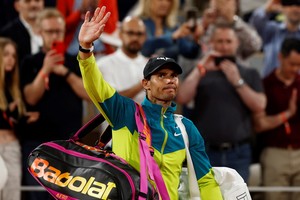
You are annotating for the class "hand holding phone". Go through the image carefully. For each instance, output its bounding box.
[52,41,65,55]
[214,56,236,66]
[51,41,65,65]
[186,7,198,32]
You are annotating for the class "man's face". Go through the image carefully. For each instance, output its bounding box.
[283,5,300,26]
[280,50,300,79]
[120,18,146,55]
[142,67,179,102]
[15,0,44,22]
[39,17,65,51]
[210,27,239,56]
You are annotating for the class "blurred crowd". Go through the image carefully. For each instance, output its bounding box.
[0,0,300,200]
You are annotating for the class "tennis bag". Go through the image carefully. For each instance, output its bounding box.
[27,113,159,200]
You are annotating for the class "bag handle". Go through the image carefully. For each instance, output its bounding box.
[135,103,170,200]
[71,113,106,141]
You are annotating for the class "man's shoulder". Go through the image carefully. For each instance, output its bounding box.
[0,18,26,35]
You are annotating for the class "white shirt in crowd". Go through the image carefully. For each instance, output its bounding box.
[96,49,148,104]
[20,16,43,54]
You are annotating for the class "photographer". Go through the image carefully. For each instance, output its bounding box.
[177,23,266,182]
[250,0,300,77]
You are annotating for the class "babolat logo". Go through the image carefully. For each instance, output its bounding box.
[30,157,116,199]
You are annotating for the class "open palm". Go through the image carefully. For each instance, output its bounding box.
[78,6,111,46]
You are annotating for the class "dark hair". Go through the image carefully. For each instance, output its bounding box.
[209,22,236,40]
[281,38,300,57]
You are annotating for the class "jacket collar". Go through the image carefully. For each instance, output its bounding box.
[141,97,177,117]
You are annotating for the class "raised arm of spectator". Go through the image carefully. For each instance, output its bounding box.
[249,0,281,44]
[253,89,297,133]
[234,18,262,59]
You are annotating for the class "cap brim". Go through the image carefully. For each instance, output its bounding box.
[145,62,182,78]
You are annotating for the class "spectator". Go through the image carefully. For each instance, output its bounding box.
[0,37,38,200]
[177,23,266,182]
[131,0,202,61]
[0,0,44,65]
[250,0,300,77]
[253,38,300,200]
[77,7,223,199]
[201,0,262,64]
[19,8,89,200]
[97,16,147,104]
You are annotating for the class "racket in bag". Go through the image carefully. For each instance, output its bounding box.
[27,114,159,200]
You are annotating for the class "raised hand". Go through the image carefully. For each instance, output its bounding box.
[287,89,298,118]
[78,6,111,48]
[265,0,282,13]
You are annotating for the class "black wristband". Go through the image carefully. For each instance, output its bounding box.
[64,69,72,79]
[79,43,94,53]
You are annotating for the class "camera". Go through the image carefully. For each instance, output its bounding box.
[281,0,300,6]
[214,56,236,66]
[185,7,198,32]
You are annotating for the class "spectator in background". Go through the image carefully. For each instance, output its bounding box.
[97,16,148,104]
[201,0,262,65]
[19,8,89,200]
[57,0,119,56]
[131,0,202,61]
[0,0,56,30]
[177,23,266,182]
[253,38,300,200]
[0,0,44,65]
[181,0,262,132]
[0,37,38,200]
[250,0,300,77]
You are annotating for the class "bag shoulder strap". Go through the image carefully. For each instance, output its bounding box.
[135,103,170,200]
[174,114,201,199]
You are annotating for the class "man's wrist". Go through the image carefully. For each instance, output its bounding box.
[63,69,72,79]
[79,43,94,53]
[234,78,245,88]
[197,63,206,77]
